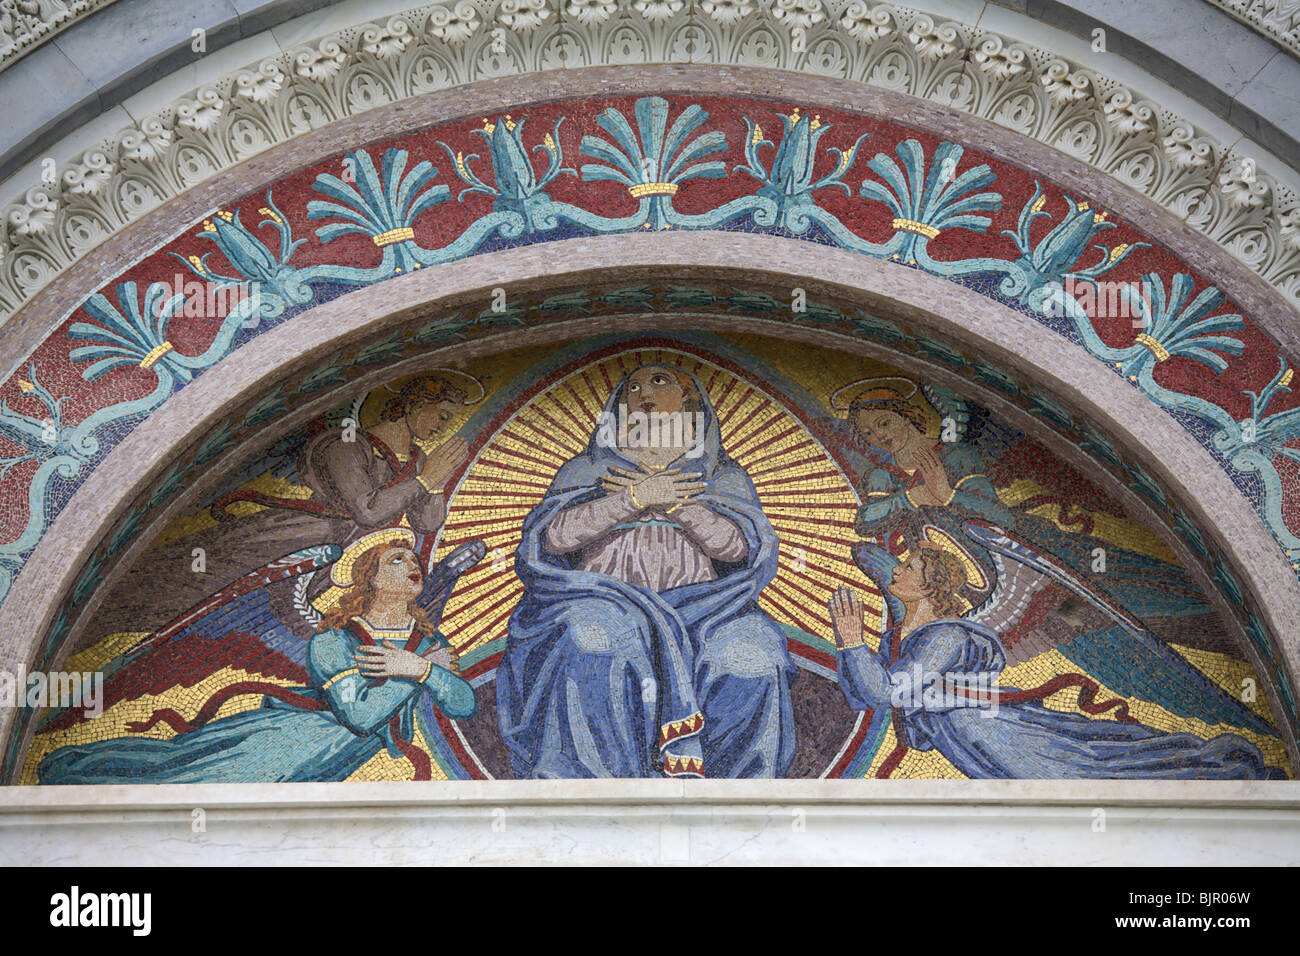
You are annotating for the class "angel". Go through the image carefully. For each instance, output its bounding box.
[37,528,484,784]
[826,522,1285,779]
[812,376,1218,648]
[92,371,482,641]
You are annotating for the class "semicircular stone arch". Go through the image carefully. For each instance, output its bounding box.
[3,236,1298,780]
[2,69,1300,779]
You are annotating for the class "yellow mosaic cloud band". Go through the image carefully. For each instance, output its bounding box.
[892,218,941,239]
[372,227,415,247]
[1135,333,1171,362]
[629,182,679,198]
[139,342,174,369]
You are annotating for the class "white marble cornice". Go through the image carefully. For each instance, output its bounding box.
[0,0,114,72]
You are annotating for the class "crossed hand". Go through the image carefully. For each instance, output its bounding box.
[354,639,459,681]
[601,464,706,511]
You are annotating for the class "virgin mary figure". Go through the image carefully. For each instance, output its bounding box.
[496,364,798,778]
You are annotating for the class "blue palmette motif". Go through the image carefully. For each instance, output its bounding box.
[0,280,254,602]
[72,282,248,382]
[1001,181,1148,309]
[439,115,575,231]
[735,108,869,232]
[172,193,311,322]
[1050,269,1300,566]
[1212,358,1300,559]
[856,139,1007,277]
[2,95,1299,710]
[308,148,455,276]
[0,364,98,599]
[576,97,754,232]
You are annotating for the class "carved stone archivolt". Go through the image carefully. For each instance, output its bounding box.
[0,0,109,69]
[1207,0,1300,56]
[1,0,1298,333]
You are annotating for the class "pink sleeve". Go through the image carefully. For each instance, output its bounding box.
[543,489,641,553]
[671,503,749,562]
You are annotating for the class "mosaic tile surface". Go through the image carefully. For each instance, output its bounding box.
[3,93,1300,611]
[21,332,1291,782]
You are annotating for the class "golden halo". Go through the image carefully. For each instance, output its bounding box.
[421,367,486,405]
[829,376,917,411]
[921,524,989,591]
[331,527,417,587]
[359,370,485,430]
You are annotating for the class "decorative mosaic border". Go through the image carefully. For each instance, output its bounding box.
[7,95,1300,598]
[12,285,1296,780]
[3,91,1300,772]
[1,0,1298,338]
[5,93,1300,588]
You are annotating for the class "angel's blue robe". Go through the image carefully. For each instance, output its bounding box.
[496,368,798,779]
[837,620,1285,779]
[38,625,476,784]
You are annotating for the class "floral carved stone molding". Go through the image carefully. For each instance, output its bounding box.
[1207,0,1300,56]
[1,0,1299,335]
[0,0,113,71]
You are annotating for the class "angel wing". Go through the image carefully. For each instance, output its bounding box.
[418,539,487,623]
[807,414,875,489]
[919,382,969,442]
[38,545,340,735]
[963,521,1275,736]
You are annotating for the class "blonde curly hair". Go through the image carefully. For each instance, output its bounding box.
[380,377,467,423]
[319,543,438,639]
[914,545,968,618]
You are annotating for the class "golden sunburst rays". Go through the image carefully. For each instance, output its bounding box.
[435,350,883,657]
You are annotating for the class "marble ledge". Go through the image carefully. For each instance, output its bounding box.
[3,778,1299,811]
[2,780,1298,865]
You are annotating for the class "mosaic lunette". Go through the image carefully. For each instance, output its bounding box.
[24,333,1291,782]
